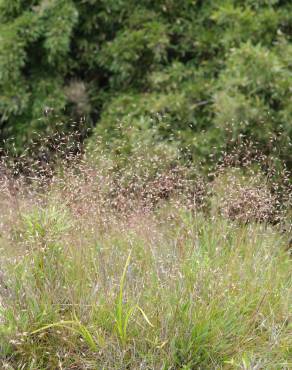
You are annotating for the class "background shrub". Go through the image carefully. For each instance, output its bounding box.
[0,0,290,170]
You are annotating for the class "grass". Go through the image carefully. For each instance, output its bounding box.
[0,161,291,369]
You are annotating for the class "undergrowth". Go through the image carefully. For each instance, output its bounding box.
[0,149,291,369]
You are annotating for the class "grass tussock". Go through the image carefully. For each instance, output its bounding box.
[0,151,291,369]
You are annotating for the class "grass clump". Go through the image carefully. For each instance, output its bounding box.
[0,157,291,369]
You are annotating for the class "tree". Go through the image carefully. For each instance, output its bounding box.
[0,0,291,168]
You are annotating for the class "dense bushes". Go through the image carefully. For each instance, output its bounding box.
[0,0,291,168]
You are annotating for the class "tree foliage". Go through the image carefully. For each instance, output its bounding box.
[0,0,291,167]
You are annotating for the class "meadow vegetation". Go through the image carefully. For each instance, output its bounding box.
[0,144,291,369]
[0,0,291,368]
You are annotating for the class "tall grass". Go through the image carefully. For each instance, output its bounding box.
[0,146,291,369]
